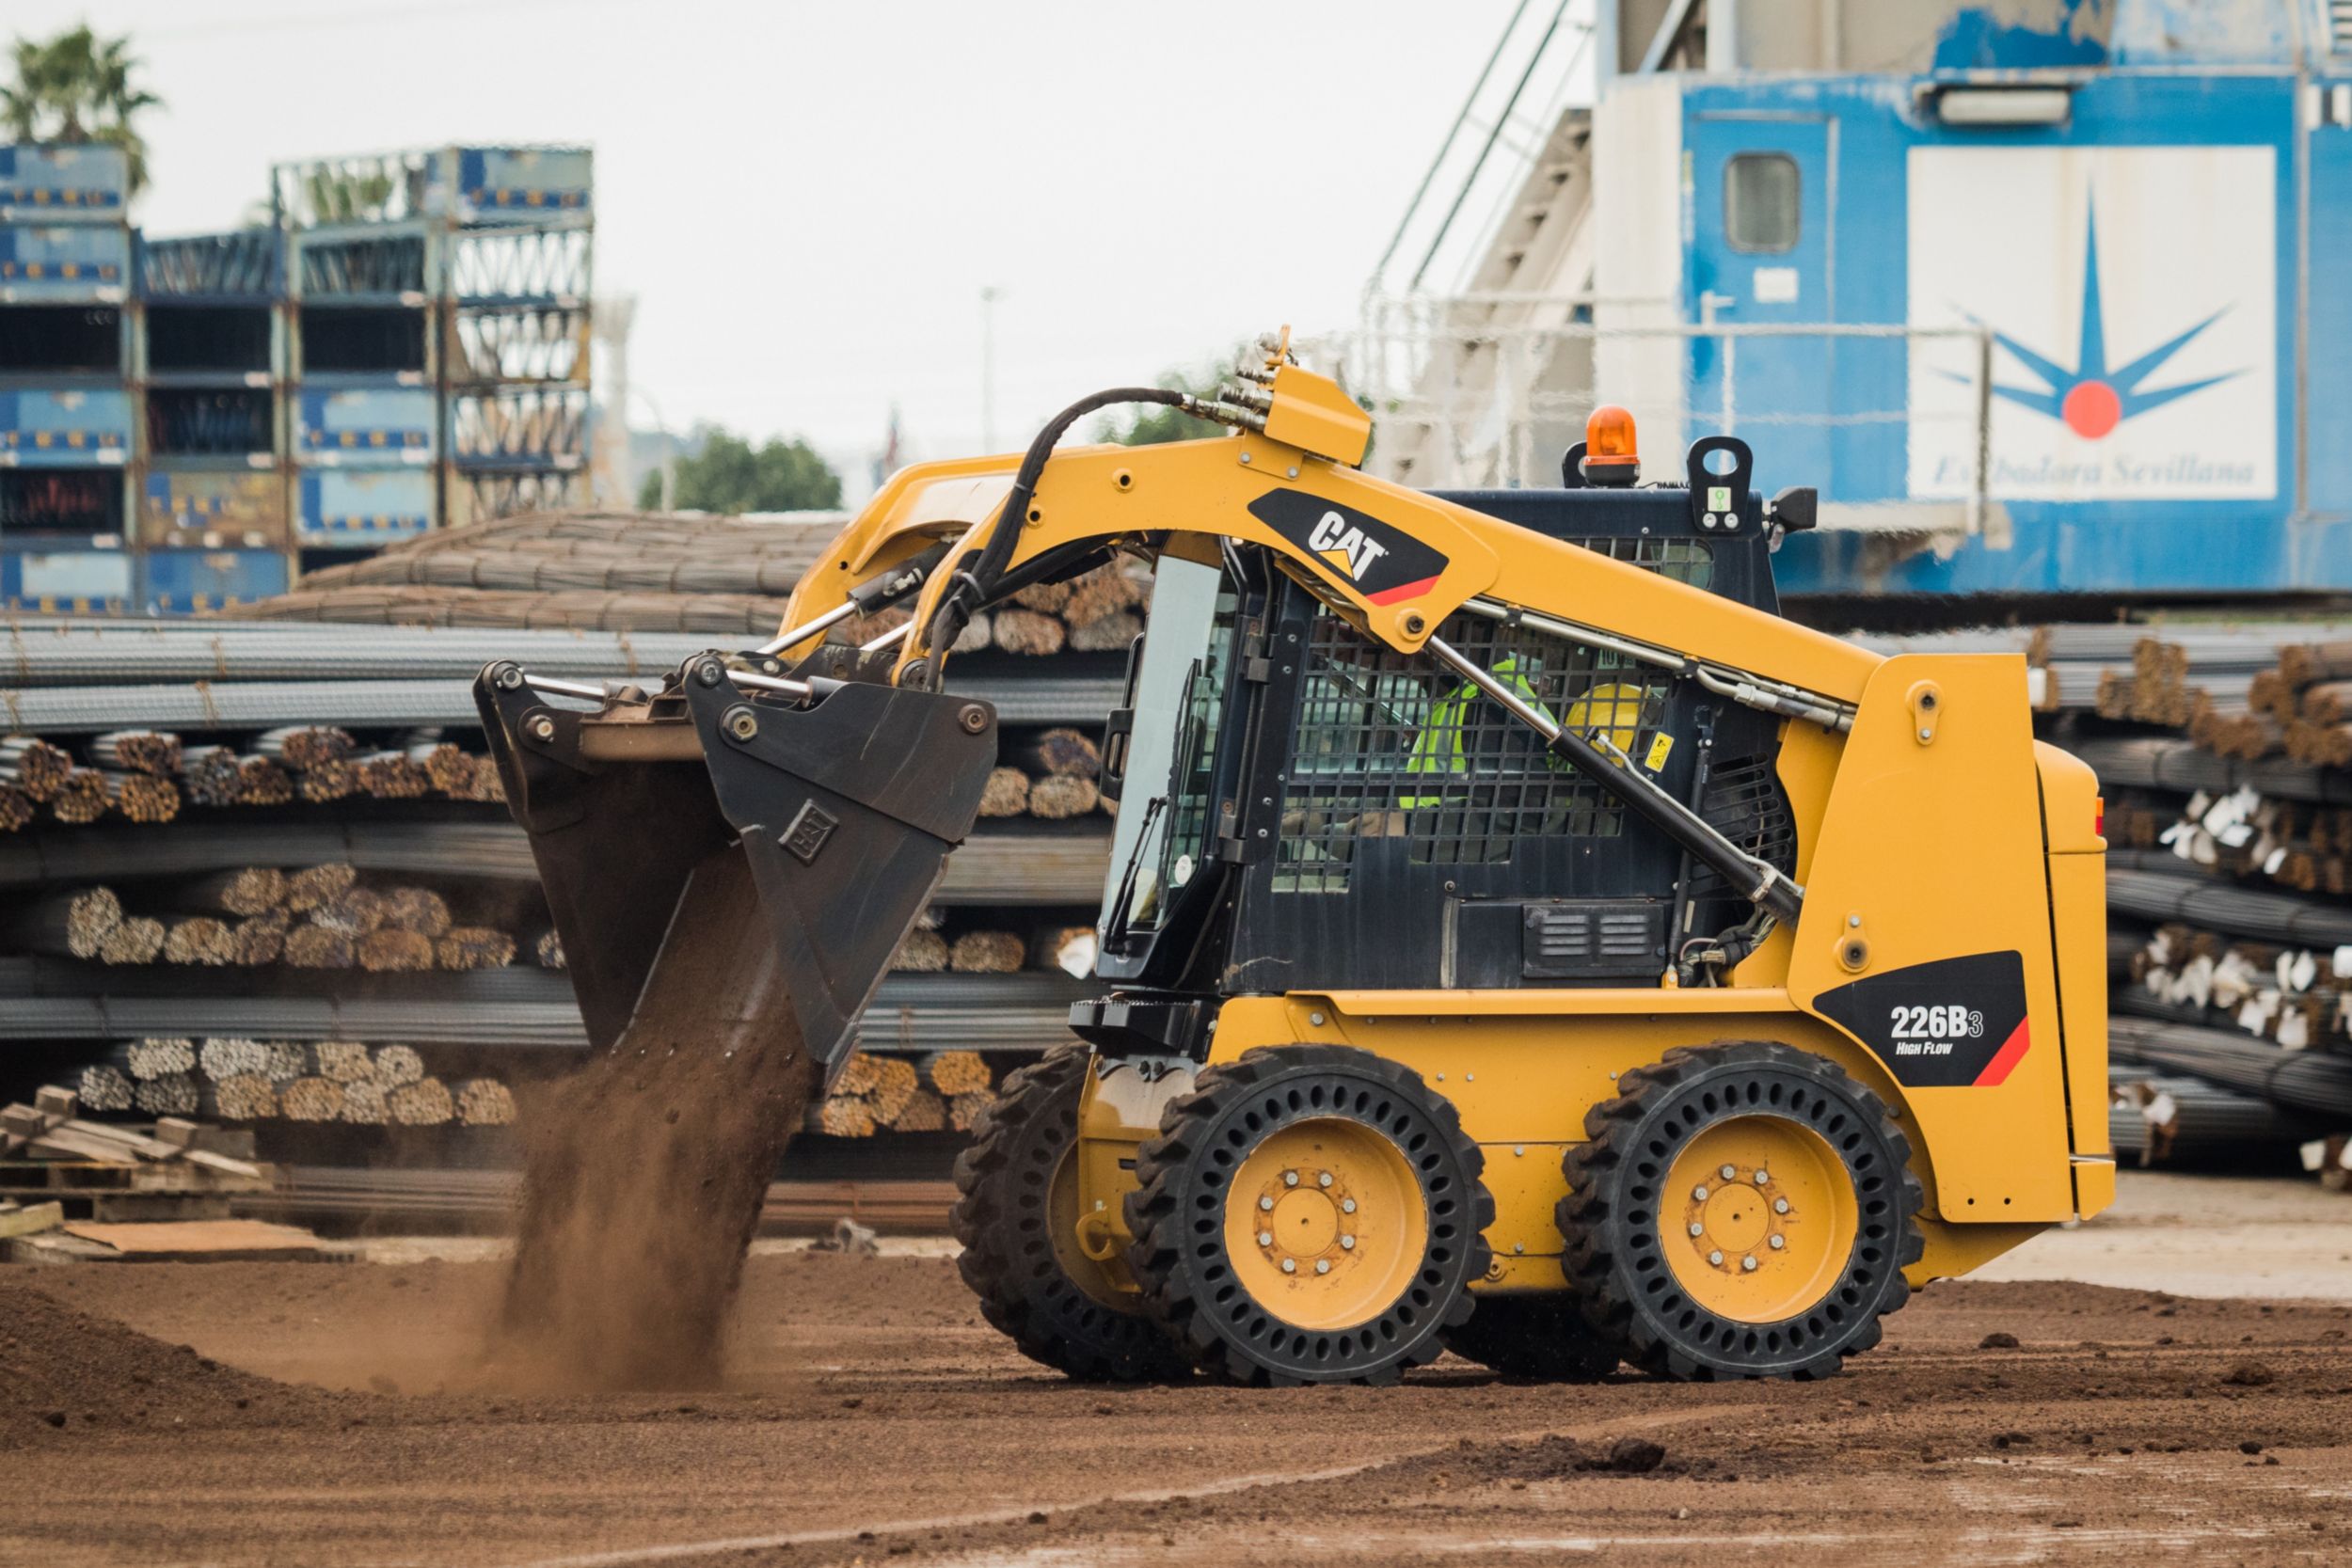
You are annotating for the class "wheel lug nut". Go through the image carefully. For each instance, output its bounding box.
[1260,1196,1275,1212]
[1741,1255,1759,1272]
[1258,1230,1273,1247]
[1315,1259,1331,1275]
[1341,1235,1356,1250]
[1688,1223,1705,1237]
[1318,1172,1333,1188]
[1720,1164,1737,1181]
[1754,1169,1771,1185]
[1692,1184,1709,1201]
[1773,1198,1789,1214]
[1341,1198,1357,1214]
[1708,1249,1724,1266]
[1281,1258,1297,1274]
[1769,1235,1786,1250]
[1283,1170,1299,1188]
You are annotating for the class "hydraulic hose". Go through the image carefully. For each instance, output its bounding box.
[923,387,1190,660]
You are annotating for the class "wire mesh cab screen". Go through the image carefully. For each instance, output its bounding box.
[1275,604,1677,894]
[1572,535,1714,589]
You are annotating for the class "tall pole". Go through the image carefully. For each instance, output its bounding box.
[590,293,636,506]
[979,285,1002,451]
[630,387,675,513]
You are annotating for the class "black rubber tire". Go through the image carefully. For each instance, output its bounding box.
[1558,1040,1924,1382]
[1441,1294,1622,1382]
[949,1043,1193,1382]
[1124,1044,1493,1386]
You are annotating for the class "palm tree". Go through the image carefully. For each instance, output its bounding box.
[1,25,164,195]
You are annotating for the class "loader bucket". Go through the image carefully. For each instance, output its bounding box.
[475,657,999,1087]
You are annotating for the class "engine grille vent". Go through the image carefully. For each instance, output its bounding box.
[1521,899,1665,979]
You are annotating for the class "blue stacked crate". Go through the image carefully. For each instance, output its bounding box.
[275,150,440,567]
[437,147,594,526]
[0,144,134,611]
[135,227,293,611]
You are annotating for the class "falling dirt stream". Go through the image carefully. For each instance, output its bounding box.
[492,854,817,1390]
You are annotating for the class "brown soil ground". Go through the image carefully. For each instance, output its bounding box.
[6,1252,2351,1567]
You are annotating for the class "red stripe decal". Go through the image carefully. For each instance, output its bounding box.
[1366,576,1440,607]
[1973,1020,2032,1087]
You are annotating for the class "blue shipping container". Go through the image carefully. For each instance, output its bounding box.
[0,144,127,221]
[453,147,593,221]
[0,388,133,467]
[0,223,131,303]
[137,548,290,612]
[294,386,436,467]
[0,546,131,611]
[295,467,434,542]
[142,470,290,548]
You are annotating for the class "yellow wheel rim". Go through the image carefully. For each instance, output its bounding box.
[1226,1117,1426,1332]
[1662,1115,1857,1324]
[1046,1144,1135,1312]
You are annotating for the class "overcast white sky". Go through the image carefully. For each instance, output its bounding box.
[14,0,1529,487]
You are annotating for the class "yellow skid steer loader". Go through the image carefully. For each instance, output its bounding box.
[477,334,2110,1386]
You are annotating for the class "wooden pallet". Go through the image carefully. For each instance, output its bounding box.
[1,1085,274,1220]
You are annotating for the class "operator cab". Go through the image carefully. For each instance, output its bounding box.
[1075,420,1817,1059]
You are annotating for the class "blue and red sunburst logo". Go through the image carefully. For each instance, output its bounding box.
[1952,198,2240,440]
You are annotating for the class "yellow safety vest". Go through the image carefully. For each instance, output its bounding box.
[1402,666,1645,809]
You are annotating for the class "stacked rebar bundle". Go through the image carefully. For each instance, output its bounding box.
[19,867,522,975]
[2110,1015,2352,1122]
[2078,657,2352,1180]
[2110,1069,2330,1165]
[976,724,1108,820]
[87,1033,516,1129]
[2250,641,2352,767]
[88,729,183,775]
[235,510,1155,658]
[102,768,181,824]
[0,736,72,800]
[2127,924,2351,1053]
[816,1048,998,1138]
[887,911,1102,980]
[0,959,1083,1053]
[2112,784,2352,897]
[2006,623,2322,725]
[3,617,730,684]
[2107,865,2352,949]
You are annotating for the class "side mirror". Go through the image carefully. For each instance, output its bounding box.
[1768,485,1819,532]
[1099,630,1146,804]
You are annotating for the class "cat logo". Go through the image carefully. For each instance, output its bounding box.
[1247,490,1449,607]
[1308,510,1390,582]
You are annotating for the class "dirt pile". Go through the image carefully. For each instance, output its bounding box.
[491,856,818,1391]
[0,1281,310,1448]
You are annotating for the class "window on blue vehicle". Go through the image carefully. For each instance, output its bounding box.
[1724,153,1800,254]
